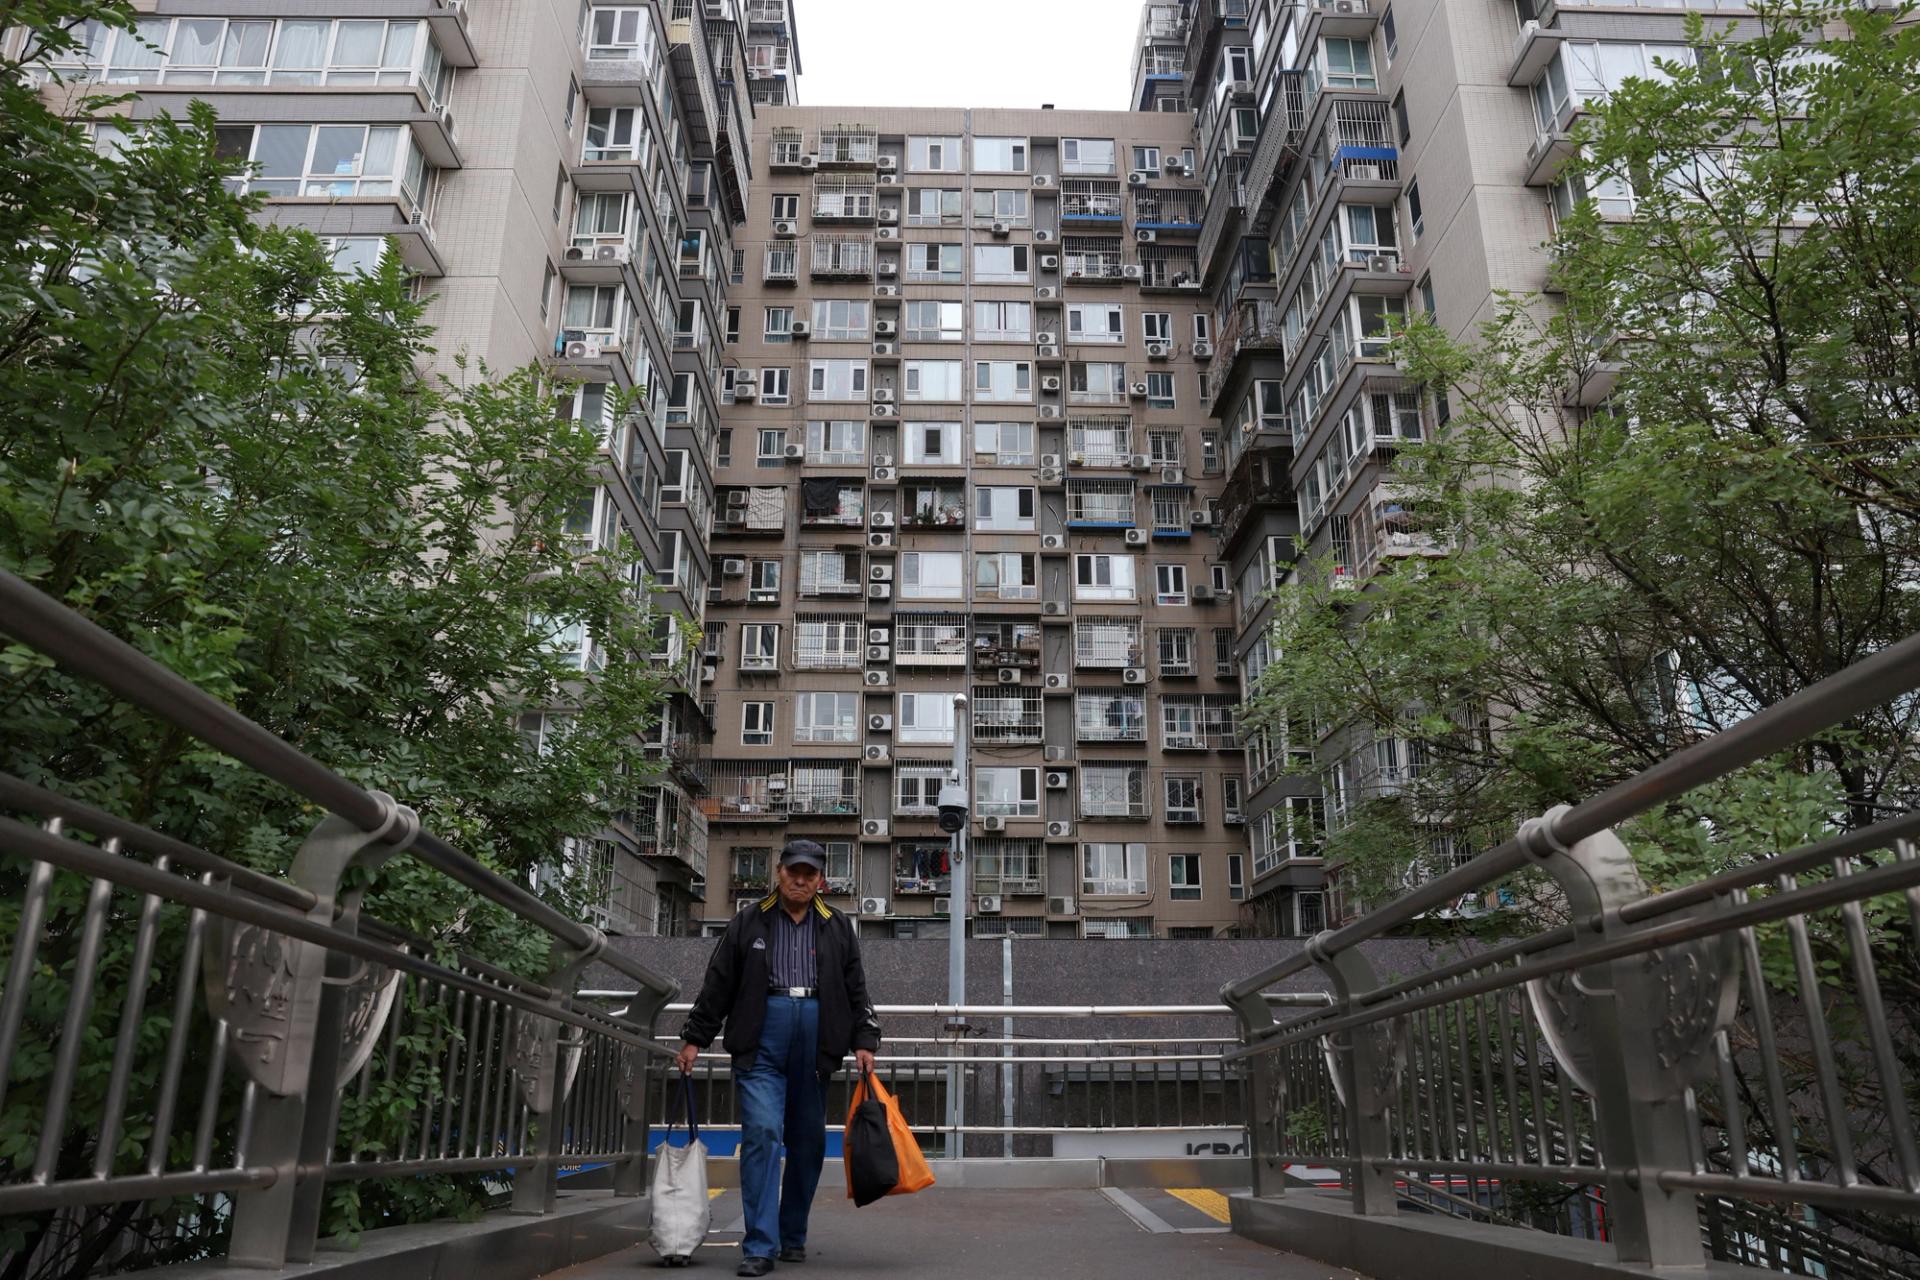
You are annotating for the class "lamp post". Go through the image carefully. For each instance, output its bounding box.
[936,694,971,1151]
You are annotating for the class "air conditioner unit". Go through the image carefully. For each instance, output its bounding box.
[864,669,891,687]
[868,531,895,549]
[877,284,901,298]
[1046,771,1069,789]
[1136,229,1158,244]
[1189,511,1213,527]
[1044,673,1069,690]
[1130,383,1150,398]
[867,645,892,663]
[1048,895,1077,915]
[875,320,898,337]
[872,453,896,467]
[868,582,892,600]
[726,490,751,506]
[563,246,588,261]
[877,207,899,223]
[1036,286,1059,300]
[1041,533,1066,550]
[877,173,900,186]
[933,897,952,916]
[873,341,897,356]
[701,664,717,683]
[1165,158,1188,175]
[871,510,896,528]
[870,564,894,582]
[1367,254,1395,273]
[1041,376,1062,392]
[1034,332,1060,348]
[1122,265,1144,281]
[1038,467,1063,484]
[799,155,819,170]
[1160,466,1185,484]
[869,713,893,732]
[876,156,898,172]
[864,744,891,764]
[1124,529,1148,546]
[735,382,758,401]
[1046,821,1074,840]
[783,442,805,460]
[873,465,897,481]
[861,819,890,838]
[877,227,900,241]
[1033,174,1056,189]
[860,896,890,915]
[721,557,748,576]
[871,409,897,423]
[872,387,895,404]
[977,895,1002,914]
[1042,600,1066,616]
[982,815,1006,832]
[1336,0,1359,11]
[1192,340,1213,359]
[868,626,891,644]
[1147,343,1170,360]
[563,340,595,358]
[1037,345,1061,359]
[1123,667,1147,684]
[789,320,811,338]
[774,220,798,238]
[1191,584,1215,601]
[1035,229,1056,243]
[991,221,1011,237]
[997,667,1020,684]
[1128,171,1149,186]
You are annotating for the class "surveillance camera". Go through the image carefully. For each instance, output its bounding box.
[936,779,968,834]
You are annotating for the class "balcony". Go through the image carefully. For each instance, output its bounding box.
[1219,446,1294,550]
[785,762,862,817]
[630,782,709,883]
[763,246,799,283]
[1067,422,1135,467]
[1062,181,1125,222]
[895,615,969,666]
[1132,188,1203,233]
[1354,482,1449,580]
[666,2,722,153]
[1138,245,1202,293]
[1197,156,1249,284]
[1075,697,1148,744]
[895,841,952,895]
[817,127,879,167]
[1207,300,1287,412]
[1246,72,1309,232]
[971,687,1043,745]
[1314,100,1400,192]
[810,235,874,278]
[1301,0,1383,45]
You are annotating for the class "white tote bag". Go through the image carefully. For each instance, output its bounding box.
[649,1075,711,1265]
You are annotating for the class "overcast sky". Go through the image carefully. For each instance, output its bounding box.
[793,0,1141,112]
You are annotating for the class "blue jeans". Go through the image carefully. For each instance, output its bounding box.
[738,995,827,1259]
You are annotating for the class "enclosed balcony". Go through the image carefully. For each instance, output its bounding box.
[1138,244,1201,291]
[812,176,876,221]
[810,235,874,278]
[1074,617,1145,669]
[972,622,1043,669]
[817,125,879,166]
[1067,419,1136,467]
[1132,187,1202,233]
[971,686,1044,745]
[894,613,969,666]
[704,761,792,822]
[1066,479,1137,528]
[785,760,861,816]
[1075,694,1148,745]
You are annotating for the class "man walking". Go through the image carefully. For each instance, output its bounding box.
[677,839,881,1276]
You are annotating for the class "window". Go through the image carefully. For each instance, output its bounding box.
[1165,776,1202,824]
[1131,145,1160,174]
[974,422,1035,466]
[808,358,869,400]
[907,188,964,226]
[1062,138,1116,175]
[904,361,966,402]
[764,306,794,343]
[811,298,870,340]
[971,189,1030,225]
[1224,779,1245,828]
[1080,763,1147,817]
[1323,37,1376,89]
[1142,312,1172,343]
[794,692,859,743]
[771,193,799,220]
[974,552,1038,600]
[1069,361,1127,403]
[1067,304,1124,345]
[908,136,962,171]
[1156,625,1196,676]
[798,548,861,597]
[904,300,964,342]
[1392,90,1410,147]
[584,106,638,162]
[1082,842,1147,895]
[540,260,556,321]
[904,420,962,464]
[1200,431,1222,474]
[1210,563,1230,593]
[756,427,787,466]
[741,624,779,668]
[974,486,1036,532]
[742,701,775,746]
[564,76,578,131]
[975,767,1040,818]
[1227,853,1245,901]
[1145,372,1176,408]
[1383,6,1399,59]
[973,360,1033,402]
[1155,563,1188,605]
[974,137,1028,172]
[907,243,964,282]
[223,123,426,203]
[897,694,957,747]
[1074,554,1137,601]
[804,419,865,465]
[552,165,567,222]
[759,366,791,405]
[973,301,1033,343]
[900,551,965,600]
[750,558,782,596]
[973,244,1030,283]
[1418,273,1436,316]
[1407,179,1424,240]
[1169,853,1202,901]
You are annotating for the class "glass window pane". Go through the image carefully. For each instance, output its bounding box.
[383,22,419,69]
[172,20,224,66]
[310,125,366,177]
[362,127,399,177]
[332,20,386,66]
[274,21,331,70]
[252,124,311,178]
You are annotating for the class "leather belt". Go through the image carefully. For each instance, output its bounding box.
[771,986,818,998]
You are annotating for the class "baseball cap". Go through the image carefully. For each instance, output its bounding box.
[779,839,827,871]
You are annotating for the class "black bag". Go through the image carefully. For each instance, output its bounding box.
[843,1068,900,1207]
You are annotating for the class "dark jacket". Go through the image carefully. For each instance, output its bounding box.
[681,892,881,1079]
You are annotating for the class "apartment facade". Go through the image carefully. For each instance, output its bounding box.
[704,107,1253,939]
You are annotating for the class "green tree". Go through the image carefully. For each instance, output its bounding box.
[0,3,677,1272]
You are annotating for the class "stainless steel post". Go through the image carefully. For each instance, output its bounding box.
[946,693,970,1154]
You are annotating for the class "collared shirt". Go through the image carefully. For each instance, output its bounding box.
[768,903,818,989]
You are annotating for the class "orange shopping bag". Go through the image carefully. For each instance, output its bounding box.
[844,1067,935,1205]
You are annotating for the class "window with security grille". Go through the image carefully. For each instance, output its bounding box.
[1075,616,1142,668]
[1150,488,1190,534]
[974,915,1047,937]
[1079,763,1147,818]
[970,685,1042,743]
[1068,416,1133,464]
[793,615,861,669]
[1148,430,1183,464]
[895,764,949,815]
[799,550,862,598]
[789,762,858,814]
[1160,695,1238,749]
[972,838,1044,894]
[732,846,772,895]
[1081,841,1147,895]
[1164,775,1202,823]
[1075,691,1145,742]
[894,613,968,665]
[1157,627,1195,676]
[1084,917,1153,939]
[1066,478,1135,525]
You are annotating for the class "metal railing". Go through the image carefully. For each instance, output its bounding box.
[0,569,681,1272]
[1222,632,1920,1275]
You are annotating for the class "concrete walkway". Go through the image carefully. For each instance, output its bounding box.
[545,1185,1370,1278]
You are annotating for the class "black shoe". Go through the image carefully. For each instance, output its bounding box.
[736,1257,775,1278]
[779,1246,806,1263]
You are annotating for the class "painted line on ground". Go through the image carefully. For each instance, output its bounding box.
[1166,1187,1232,1223]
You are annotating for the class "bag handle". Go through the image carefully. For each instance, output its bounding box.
[680,1072,701,1145]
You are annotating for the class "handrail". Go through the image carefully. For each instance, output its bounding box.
[0,567,676,999]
